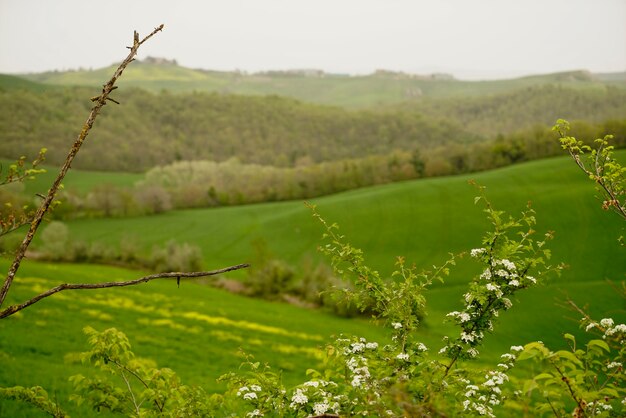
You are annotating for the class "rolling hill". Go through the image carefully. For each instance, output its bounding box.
[38,152,626,350]
[14,60,626,108]
[1,152,624,416]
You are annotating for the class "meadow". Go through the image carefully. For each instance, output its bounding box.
[2,151,624,415]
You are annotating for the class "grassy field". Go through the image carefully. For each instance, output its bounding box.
[16,63,623,107]
[42,152,626,347]
[0,260,389,417]
[1,153,624,416]
[1,159,143,196]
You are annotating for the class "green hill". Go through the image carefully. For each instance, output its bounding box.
[1,153,624,416]
[1,81,624,174]
[16,61,624,107]
[0,74,54,93]
[49,152,626,351]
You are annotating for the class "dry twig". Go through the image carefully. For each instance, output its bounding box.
[0,25,250,318]
[0,264,249,319]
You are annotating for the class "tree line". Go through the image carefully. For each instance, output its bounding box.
[1,83,625,173]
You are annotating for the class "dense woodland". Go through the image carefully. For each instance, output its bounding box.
[1,70,625,214]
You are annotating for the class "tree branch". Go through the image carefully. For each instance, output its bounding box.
[0,25,164,308]
[0,263,249,319]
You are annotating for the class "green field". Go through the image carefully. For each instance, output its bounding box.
[1,153,625,416]
[0,260,389,417]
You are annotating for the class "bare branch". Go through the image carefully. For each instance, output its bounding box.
[0,25,165,308]
[0,263,249,319]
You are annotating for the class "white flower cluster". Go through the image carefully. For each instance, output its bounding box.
[607,361,622,370]
[462,347,518,417]
[589,400,613,415]
[471,248,486,257]
[246,410,263,417]
[460,330,483,343]
[396,352,410,361]
[391,322,403,329]
[347,355,371,388]
[415,342,428,352]
[289,388,308,409]
[447,311,471,323]
[288,380,340,414]
[344,337,380,355]
[587,318,626,341]
[238,384,262,401]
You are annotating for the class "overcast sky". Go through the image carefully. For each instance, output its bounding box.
[0,0,624,80]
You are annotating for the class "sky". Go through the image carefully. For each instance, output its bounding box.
[0,0,624,80]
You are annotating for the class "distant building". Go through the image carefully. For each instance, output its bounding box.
[143,56,178,66]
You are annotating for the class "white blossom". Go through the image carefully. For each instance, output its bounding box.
[508,279,520,287]
[495,269,509,278]
[313,401,330,415]
[290,389,308,408]
[604,323,626,337]
[396,352,410,361]
[366,342,379,350]
[351,374,364,387]
[471,248,486,257]
[303,381,319,388]
[250,384,262,392]
[247,409,263,417]
[416,342,428,352]
[510,345,524,352]
[243,392,257,400]
[392,322,403,329]
[486,283,503,297]
[467,348,479,358]
[600,318,614,328]
[585,322,598,331]
[501,259,516,270]
[237,386,249,396]
[607,362,622,369]
[526,276,536,284]
[502,298,513,309]
[350,342,365,353]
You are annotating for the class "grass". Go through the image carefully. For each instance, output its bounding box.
[0,260,388,417]
[0,160,144,195]
[1,152,624,416]
[36,152,625,346]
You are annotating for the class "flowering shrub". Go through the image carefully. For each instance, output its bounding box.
[217,188,566,417]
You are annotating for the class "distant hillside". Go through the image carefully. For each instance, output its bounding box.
[15,59,624,107]
[397,84,626,136]
[1,81,624,173]
[0,74,55,92]
[0,86,477,171]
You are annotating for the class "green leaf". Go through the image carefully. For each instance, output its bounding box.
[553,350,583,367]
[587,339,610,352]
